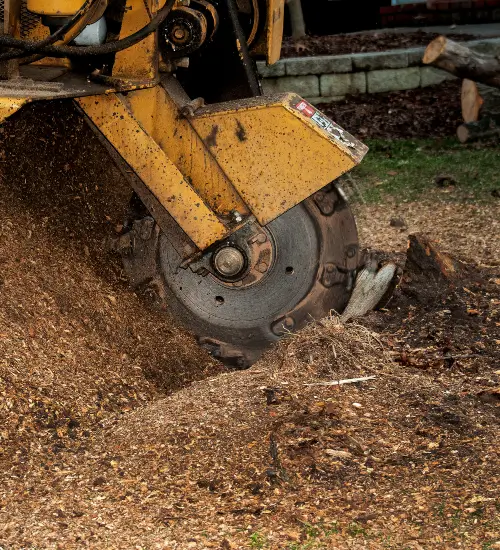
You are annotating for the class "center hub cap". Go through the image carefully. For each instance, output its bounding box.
[213,246,245,278]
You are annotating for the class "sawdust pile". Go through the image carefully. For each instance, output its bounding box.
[2,316,499,549]
[0,199,220,455]
[355,200,500,266]
[0,101,222,545]
[0,100,498,550]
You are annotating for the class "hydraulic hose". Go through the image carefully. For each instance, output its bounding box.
[0,0,176,58]
[0,0,101,60]
[224,0,260,96]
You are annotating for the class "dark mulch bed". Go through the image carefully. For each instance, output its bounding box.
[281,30,480,58]
[319,80,463,140]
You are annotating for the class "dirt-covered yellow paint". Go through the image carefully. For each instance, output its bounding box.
[77,93,229,250]
[0,97,28,123]
[190,93,368,225]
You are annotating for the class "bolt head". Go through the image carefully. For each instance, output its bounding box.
[232,210,243,223]
[347,246,357,259]
[173,27,187,40]
[255,262,268,274]
[213,247,245,278]
[283,316,295,329]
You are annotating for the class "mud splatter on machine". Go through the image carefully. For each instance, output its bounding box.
[0,0,367,365]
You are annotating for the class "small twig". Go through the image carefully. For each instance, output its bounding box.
[304,375,376,387]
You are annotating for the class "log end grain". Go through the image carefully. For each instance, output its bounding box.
[461,79,483,123]
[423,35,447,65]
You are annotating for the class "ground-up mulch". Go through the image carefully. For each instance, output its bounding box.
[0,87,498,550]
[281,31,480,58]
[320,81,464,140]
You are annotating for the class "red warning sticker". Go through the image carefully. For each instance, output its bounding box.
[292,99,357,149]
[295,100,316,118]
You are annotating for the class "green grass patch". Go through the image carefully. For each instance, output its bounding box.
[349,138,500,203]
[249,532,268,549]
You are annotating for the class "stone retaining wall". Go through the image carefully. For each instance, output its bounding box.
[257,38,500,104]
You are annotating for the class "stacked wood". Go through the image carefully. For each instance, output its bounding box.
[424,36,500,142]
[458,79,500,143]
[423,36,500,87]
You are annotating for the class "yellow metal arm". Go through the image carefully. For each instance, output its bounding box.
[0,97,27,123]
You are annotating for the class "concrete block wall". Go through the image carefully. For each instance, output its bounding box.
[258,38,500,104]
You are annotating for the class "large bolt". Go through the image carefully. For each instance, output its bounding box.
[283,317,295,330]
[213,247,245,278]
[347,245,358,259]
[321,263,343,288]
[248,232,267,245]
[231,210,243,223]
[174,28,186,40]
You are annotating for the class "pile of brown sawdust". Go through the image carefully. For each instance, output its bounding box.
[355,199,500,267]
[1,317,498,549]
[0,98,499,550]
[0,101,222,547]
[0,197,220,456]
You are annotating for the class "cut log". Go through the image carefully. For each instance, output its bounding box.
[423,36,500,88]
[286,0,306,39]
[457,117,500,143]
[461,79,500,123]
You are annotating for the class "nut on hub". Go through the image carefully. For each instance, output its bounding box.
[212,246,245,278]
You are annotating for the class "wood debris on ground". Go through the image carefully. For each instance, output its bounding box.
[0,92,498,550]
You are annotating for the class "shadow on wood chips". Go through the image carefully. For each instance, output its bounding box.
[0,100,223,479]
[0,99,498,548]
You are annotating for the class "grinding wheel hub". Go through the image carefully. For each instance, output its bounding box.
[122,183,360,367]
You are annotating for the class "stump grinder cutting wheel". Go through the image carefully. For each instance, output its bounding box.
[0,0,368,366]
[123,182,359,366]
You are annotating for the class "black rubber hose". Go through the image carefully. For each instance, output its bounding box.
[223,0,261,96]
[0,0,175,58]
[0,0,100,60]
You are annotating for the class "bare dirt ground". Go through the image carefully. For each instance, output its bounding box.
[0,101,499,549]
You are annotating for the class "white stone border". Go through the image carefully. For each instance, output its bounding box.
[258,38,500,104]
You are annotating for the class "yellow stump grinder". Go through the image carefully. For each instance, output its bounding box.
[0,0,368,366]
